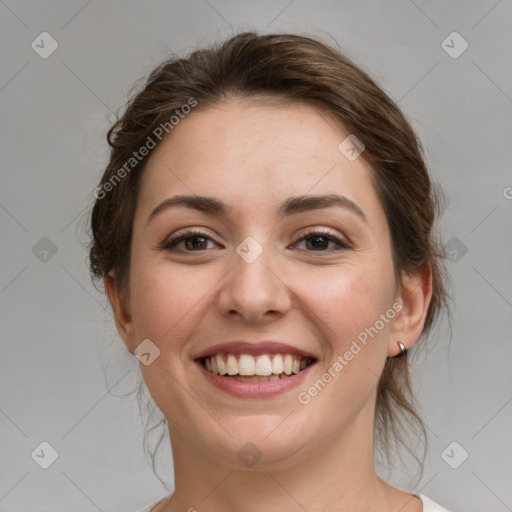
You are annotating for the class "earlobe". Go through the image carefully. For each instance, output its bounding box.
[105,272,135,353]
[388,263,433,357]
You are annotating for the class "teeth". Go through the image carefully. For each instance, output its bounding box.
[211,355,218,374]
[226,354,238,375]
[255,354,273,376]
[272,354,284,374]
[201,353,313,378]
[283,354,293,375]
[239,354,256,375]
[233,375,283,382]
[216,353,227,375]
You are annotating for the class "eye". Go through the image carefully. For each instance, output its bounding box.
[292,229,351,252]
[158,229,217,252]
[158,228,351,254]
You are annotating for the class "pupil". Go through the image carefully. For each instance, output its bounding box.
[310,236,327,249]
[188,237,205,250]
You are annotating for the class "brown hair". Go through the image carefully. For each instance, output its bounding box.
[88,31,450,483]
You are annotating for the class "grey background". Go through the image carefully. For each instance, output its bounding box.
[1,1,511,511]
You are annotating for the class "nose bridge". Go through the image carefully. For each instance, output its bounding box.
[218,234,290,321]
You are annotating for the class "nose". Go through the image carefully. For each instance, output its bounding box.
[217,241,292,324]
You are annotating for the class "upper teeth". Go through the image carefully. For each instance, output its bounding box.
[203,353,310,376]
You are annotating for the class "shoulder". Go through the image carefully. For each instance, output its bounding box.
[420,494,453,512]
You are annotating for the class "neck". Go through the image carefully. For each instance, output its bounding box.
[161,410,396,512]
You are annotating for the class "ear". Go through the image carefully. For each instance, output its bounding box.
[105,271,135,353]
[388,263,433,356]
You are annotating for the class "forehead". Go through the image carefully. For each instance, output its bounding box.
[156,99,345,172]
[135,99,385,228]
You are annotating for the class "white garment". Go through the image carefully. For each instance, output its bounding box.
[419,494,452,511]
[135,493,452,511]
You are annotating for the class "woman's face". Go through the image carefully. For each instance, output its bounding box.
[109,99,423,469]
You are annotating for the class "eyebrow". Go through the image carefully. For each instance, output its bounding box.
[146,193,367,226]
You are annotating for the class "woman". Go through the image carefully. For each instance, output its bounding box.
[89,32,451,512]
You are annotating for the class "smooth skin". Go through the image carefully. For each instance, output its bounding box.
[106,98,432,512]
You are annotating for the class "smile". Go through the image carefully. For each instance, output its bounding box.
[200,353,315,382]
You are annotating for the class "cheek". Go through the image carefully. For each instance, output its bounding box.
[301,261,395,342]
[302,265,395,410]
[128,260,211,418]
[129,258,204,349]
[290,265,395,438]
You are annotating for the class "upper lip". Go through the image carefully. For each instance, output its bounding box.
[192,341,317,360]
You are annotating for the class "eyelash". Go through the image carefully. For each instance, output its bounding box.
[158,228,351,253]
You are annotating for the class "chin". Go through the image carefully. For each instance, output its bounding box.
[198,414,314,470]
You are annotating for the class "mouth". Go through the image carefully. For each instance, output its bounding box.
[198,353,317,382]
[192,341,318,398]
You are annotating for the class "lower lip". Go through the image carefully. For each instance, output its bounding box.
[195,360,315,398]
